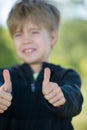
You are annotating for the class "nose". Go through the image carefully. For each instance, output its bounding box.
[23,33,32,44]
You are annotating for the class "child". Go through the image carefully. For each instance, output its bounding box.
[0,0,83,130]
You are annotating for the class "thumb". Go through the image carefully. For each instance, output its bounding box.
[43,67,51,87]
[3,69,12,93]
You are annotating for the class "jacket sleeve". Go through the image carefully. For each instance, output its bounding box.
[0,69,4,86]
[43,69,83,118]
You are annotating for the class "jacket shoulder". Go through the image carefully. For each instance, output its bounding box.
[46,63,81,87]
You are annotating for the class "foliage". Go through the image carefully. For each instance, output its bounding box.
[0,26,20,68]
[50,20,87,78]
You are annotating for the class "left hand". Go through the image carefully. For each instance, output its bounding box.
[42,68,66,108]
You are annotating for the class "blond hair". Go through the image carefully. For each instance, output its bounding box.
[7,0,60,37]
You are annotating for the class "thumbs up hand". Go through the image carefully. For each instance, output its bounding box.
[0,69,12,113]
[42,68,66,108]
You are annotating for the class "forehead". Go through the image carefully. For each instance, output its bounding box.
[15,21,42,32]
[17,20,43,28]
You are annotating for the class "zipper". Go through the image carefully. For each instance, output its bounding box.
[31,83,35,92]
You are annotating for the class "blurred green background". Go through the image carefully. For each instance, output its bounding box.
[0,20,87,130]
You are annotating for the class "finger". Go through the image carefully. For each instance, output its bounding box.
[0,91,12,102]
[0,104,8,111]
[53,98,66,107]
[49,93,64,105]
[0,97,11,107]
[3,69,11,86]
[44,89,57,101]
[42,81,53,95]
[44,83,60,98]
[43,68,51,86]
[0,109,4,113]
[3,69,12,92]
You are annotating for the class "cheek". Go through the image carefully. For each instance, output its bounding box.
[41,43,51,56]
[13,39,20,49]
[13,43,20,55]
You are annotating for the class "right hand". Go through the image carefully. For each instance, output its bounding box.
[0,69,12,113]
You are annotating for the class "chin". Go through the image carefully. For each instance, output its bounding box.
[23,60,37,64]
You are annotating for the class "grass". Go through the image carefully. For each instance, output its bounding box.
[72,79,87,130]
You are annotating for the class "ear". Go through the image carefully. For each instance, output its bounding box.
[50,30,58,47]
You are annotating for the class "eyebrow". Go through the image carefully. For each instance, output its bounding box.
[14,27,41,34]
[29,27,41,31]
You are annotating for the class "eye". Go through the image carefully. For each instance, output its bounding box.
[14,33,22,38]
[32,31,40,34]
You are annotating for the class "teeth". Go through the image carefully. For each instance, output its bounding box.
[25,49,33,53]
[23,48,35,54]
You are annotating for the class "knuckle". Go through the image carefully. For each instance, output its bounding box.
[58,87,61,92]
[60,98,65,106]
[0,110,4,113]
[10,95,13,101]
[0,107,4,113]
[63,98,66,104]
[4,106,8,111]
[7,101,11,107]
[53,103,57,107]
[43,89,47,95]
[44,95,48,100]
[7,94,13,101]
[49,100,53,104]
[54,83,58,88]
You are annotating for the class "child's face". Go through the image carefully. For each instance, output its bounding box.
[13,22,57,65]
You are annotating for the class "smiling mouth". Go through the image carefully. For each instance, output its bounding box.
[23,48,36,54]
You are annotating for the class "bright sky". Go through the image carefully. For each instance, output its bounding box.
[0,0,18,27]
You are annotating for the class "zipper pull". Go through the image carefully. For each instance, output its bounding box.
[31,83,35,92]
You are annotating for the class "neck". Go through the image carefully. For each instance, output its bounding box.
[29,62,43,73]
